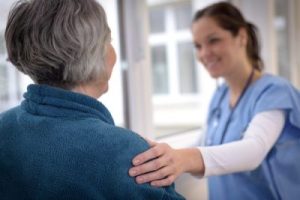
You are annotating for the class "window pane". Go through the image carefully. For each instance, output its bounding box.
[174,2,192,30]
[149,6,166,34]
[148,1,203,138]
[0,62,8,101]
[151,45,169,94]
[275,0,291,80]
[0,33,5,54]
[178,42,198,94]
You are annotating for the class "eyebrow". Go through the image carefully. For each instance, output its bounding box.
[193,32,220,44]
[206,32,219,38]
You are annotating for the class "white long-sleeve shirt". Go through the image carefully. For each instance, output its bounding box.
[198,110,285,177]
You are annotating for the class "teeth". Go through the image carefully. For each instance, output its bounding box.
[206,60,218,68]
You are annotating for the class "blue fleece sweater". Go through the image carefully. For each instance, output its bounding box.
[0,84,185,200]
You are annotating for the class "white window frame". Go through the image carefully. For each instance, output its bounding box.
[149,1,201,104]
[146,0,218,141]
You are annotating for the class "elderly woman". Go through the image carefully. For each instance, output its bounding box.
[0,0,184,199]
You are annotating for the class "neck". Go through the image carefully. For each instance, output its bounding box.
[226,68,253,96]
[72,81,108,99]
[224,64,261,107]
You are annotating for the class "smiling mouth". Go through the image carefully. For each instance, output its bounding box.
[205,59,219,69]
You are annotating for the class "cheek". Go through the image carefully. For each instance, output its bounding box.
[106,47,116,76]
[227,43,242,62]
[195,49,202,62]
[112,49,117,66]
[110,47,117,66]
[216,42,235,62]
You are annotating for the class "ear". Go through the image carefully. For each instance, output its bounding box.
[237,27,247,47]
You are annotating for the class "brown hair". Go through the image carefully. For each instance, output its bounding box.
[193,1,263,71]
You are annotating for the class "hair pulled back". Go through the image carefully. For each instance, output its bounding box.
[193,1,263,71]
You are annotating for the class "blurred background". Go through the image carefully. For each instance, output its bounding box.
[1,0,300,199]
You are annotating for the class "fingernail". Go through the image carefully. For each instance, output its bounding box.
[133,159,140,165]
[129,170,136,176]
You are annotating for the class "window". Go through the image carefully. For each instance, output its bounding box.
[148,0,203,138]
[174,2,192,30]
[0,61,8,101]
[0,0,24,112]
[273,0,300,88]
[177,42,198,94]
[0,32,5,54]
[0,32,23,111]
[274,0,291,80]
[149,1,196,96]
[151,45,169,94]
[149,6,166,33]
[0,32,8,101]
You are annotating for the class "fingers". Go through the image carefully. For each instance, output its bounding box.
[130,155,166,177]
[136,166,171,184]
[132,143,167,166]
[135,167,177,187]
[129,142,179,186]
[129,159,163,176]
[151,175,176,187]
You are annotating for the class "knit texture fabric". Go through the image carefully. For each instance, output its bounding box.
[0,84,185,200]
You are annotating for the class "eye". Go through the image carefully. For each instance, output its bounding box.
[209,38,220,44]
[194,43,201,50]
[208,37,220,44]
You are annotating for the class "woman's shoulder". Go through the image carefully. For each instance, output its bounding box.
[86,120,150,153]
[255,73,286,87]
[0,106,22,125]
[112,126,149,148]
[250,73,300,117]
[255,73,294,89]
[250,73,296,98]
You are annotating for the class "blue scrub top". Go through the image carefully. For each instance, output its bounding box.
[205,74,300,200]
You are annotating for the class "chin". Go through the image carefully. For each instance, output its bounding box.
[207,71,222,79]
[204,66,220,77]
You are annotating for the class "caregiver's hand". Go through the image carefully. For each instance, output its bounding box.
[129,140,204,187]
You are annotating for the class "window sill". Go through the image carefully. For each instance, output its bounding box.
[156,128,203,148]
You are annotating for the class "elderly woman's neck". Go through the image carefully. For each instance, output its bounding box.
[72,82,108,99]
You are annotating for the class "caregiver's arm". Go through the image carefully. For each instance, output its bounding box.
[200,109,285,176]
[129,110,285,186]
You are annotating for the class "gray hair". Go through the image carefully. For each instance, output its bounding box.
[5,0,111,89]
